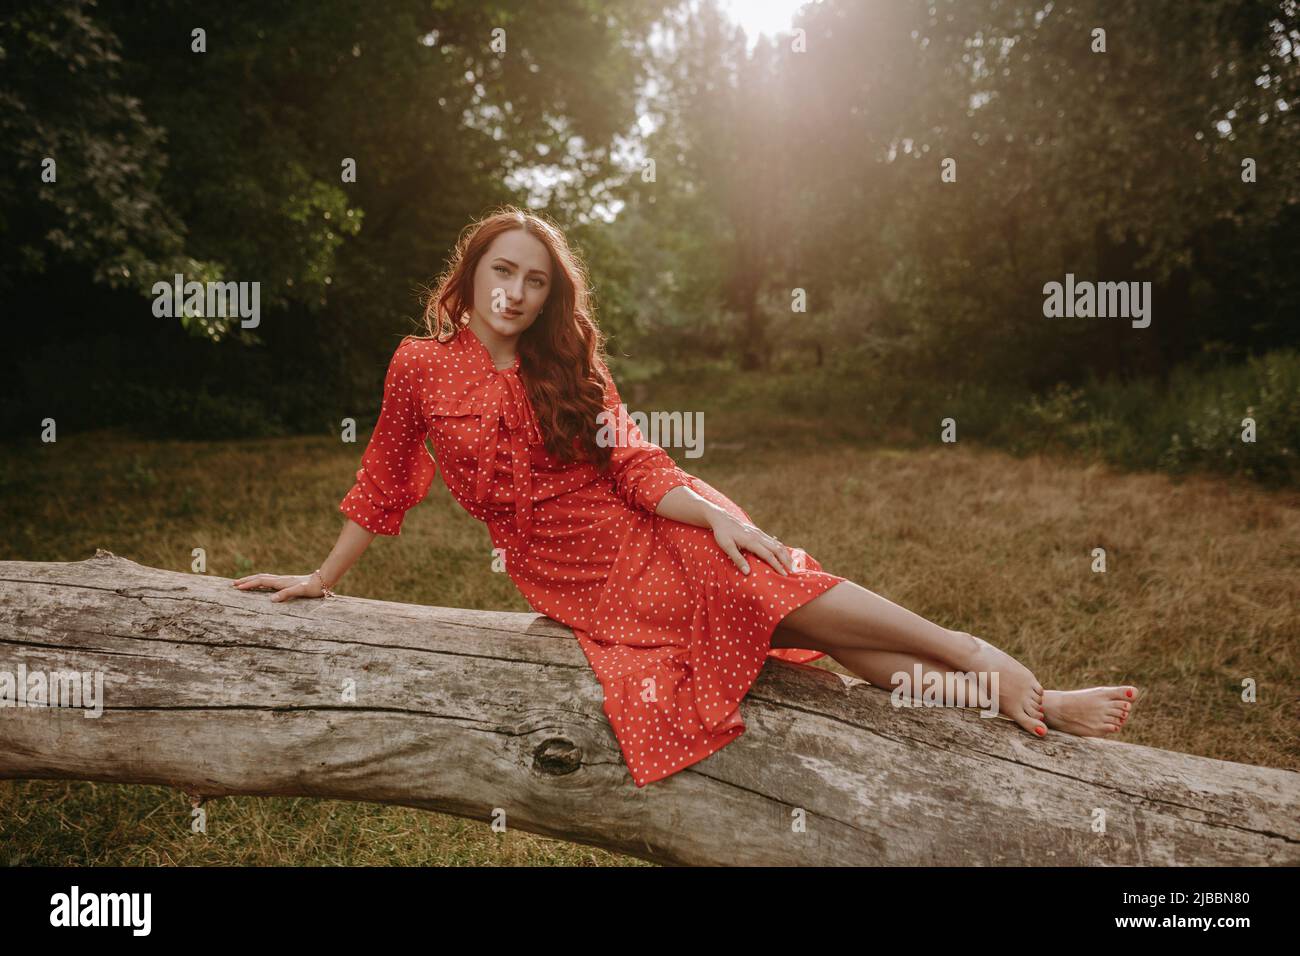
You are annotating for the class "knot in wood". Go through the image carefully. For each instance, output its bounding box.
[532,737,582,777]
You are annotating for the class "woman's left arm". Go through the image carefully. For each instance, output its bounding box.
[595,356,793,578]
[654,484,722,528]
[656,486,794,577]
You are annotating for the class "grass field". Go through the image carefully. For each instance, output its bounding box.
[2,386,1297,865]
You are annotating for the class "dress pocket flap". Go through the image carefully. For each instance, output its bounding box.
[430,396,480,417]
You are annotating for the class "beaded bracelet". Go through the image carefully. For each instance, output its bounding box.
[312,569,336,598]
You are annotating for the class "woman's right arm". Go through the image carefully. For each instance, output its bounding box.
[234,338,438,602]
[232,518,376,602]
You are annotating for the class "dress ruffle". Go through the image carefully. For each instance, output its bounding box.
[575,477,844,787]
[341,332,845,788]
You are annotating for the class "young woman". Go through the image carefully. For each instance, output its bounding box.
[233,206,1138,788]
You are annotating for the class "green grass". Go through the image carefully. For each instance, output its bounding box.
[708,347,1300,485]
[1,366,1297,865]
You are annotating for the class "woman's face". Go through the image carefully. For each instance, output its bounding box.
[470,228,553,340]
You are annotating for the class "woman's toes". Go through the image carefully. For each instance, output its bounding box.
[1018,706,1046,736]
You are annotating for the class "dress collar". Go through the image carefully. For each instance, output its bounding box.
[458,325,542,547]
[459,324,522,375]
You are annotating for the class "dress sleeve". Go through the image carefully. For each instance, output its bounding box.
[596,357,695,515]
[339,340,438,535]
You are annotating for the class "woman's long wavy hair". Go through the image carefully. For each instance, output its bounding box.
[417,205,615,470]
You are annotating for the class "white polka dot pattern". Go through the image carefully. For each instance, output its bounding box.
[340,328,847,787]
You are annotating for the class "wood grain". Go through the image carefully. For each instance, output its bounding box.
[1,551,1295,866]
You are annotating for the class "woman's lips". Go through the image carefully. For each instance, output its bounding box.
[505,309,523,316]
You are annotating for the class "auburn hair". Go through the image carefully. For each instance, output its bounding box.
[417,205,615,470]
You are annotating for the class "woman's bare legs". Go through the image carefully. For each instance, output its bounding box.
[771,581,1045,734]
[799,642,1136,736]
[771,581,1138,737]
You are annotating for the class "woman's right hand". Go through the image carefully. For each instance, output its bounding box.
[231,572,326,603]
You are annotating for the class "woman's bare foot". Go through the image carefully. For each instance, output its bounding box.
[1042,686,1138,736]
[962,635,1046,737]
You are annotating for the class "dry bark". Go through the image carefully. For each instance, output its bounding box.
[1,551,1295,866]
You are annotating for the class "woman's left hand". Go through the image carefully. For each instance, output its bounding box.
[707,509,793,577]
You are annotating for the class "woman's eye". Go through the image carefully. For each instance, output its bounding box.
[494,265,508,275]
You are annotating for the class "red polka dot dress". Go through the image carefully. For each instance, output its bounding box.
[339,328,847,787]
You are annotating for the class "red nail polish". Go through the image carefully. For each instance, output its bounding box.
[1126,689,1134,698]
[1034,725,1045,736]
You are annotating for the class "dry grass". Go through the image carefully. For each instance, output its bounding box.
[1,412,1296,865]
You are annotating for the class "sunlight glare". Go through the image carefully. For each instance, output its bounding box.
[718,0,816,49]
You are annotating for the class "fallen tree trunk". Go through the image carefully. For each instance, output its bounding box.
[0,551,1296,866]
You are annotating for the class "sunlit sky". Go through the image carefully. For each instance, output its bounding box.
[509,0,819,216]
[719,0,816,50]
